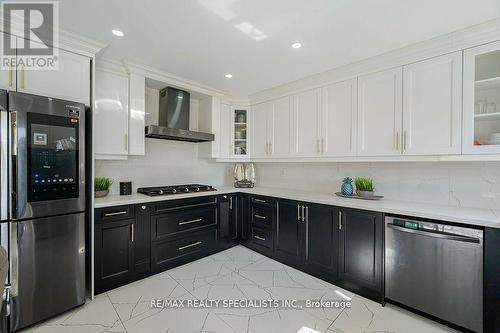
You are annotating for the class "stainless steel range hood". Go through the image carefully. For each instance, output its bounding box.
[145,86,214,142]
[145,125,214,142]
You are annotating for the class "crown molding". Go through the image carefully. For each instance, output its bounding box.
[249,18,500,105]
[59,29,106,57]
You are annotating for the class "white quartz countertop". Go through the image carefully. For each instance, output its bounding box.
[94,186,500,229]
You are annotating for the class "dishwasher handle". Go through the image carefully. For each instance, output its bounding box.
[387,223,480,243]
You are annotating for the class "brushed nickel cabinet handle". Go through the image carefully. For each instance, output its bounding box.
[338,211,342,230]
[317,139,320,153]
[8,66,13,87]
[178,218,202,226]
[104,211,127,217]
[20,65,25,89]
[178,241,202,250]
[301,205,305,222]
[297,204,301,221]
[254,236,266,241]
[403,131,407,151]
[254,199,266,203]
[395,132,399,150]
[131,224,134,242]
[229,197,233,210]
[254,214,266,220]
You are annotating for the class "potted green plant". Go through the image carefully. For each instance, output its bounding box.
[354,177,375,197]
[94,177,113,198]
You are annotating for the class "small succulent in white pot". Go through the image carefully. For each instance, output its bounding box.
[354,177,375,197]
[94,177,113,198]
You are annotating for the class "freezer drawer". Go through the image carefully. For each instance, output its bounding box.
[10,213,85,331]
[385,216,483,332]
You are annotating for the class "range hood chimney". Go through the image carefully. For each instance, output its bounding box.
[145,87,215,142]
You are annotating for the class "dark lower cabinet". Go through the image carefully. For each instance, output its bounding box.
[134,204,151,277]
[275,199,303,266]
[238,194,250,243]
[94,218,134,294]
[218,194,238,250]
[246,195,275,256]
[304,204,339,282]
[338,207,384,303]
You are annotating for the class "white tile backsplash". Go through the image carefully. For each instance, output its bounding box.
[254,162,500,210]
[95,139,230,194]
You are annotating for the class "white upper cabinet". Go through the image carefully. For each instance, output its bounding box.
[231,107,249,157]
[252,101,272,158]
[270,96,292,157]
[0,32,16,90]
[128,73,146,155]
[463,41,500,154]
[219,103,231,158]
[18,40,91,105]
[321,79,357,157]
[357,67,403,156]
[403,52,462,155]
[292,88,321,156]
[94,70,129,157]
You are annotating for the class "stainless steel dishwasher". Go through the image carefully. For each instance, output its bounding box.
[385,216,483,332]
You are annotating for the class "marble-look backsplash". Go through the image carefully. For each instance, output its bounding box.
[254,162,500,210]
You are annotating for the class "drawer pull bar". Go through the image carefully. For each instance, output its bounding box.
[254,236,266,241]
[104,211,128,217]
[254,214,266,220]
[178,218,202,226]
[254,199,266,203]
[178,241,202,250]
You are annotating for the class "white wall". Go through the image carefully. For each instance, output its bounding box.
[95,139,231,194]
[255,162,500,210]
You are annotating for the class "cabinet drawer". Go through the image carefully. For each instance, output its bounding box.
[151,196,217,214]
[152,206,216,240]
[152,228,217,272]
[96,205,134,223]
[251,227,273,250]
[251,205,273,227]
[251,196,273,208]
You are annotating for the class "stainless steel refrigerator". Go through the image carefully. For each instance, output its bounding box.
[0,90,86,331]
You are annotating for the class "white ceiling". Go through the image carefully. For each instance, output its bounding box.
[60,0,500,97]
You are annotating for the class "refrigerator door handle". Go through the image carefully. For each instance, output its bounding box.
[10,111,17,218]
[0,110,8,221]
[10,222,18,297]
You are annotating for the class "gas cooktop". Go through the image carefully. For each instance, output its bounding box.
[137,184,216,196]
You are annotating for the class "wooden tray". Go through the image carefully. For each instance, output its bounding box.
[335,192,384,200]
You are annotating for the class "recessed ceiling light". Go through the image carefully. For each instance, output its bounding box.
[291,42,302,49]
[225,74,233,78]
[112,29,124,37]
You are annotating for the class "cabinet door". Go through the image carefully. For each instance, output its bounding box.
[304,204,338,279]
[219,194,238,249]
[357,68,403,156]
[232,107,249,157]
[338,208,383,302]
[269,96,292,157]
[134,204,151,276]
[252,101,271,158]
[275,200,302,266]
[94,219,134,293]
[0,32,16,90]
[94,70,129,157]
[219,103,231,158]
[322,79,357,156]
[19,44,91,105]
[128,74,146,156]
[293,89,321,156]
[463,41,500,154]
[403,52,462,155]
[238,194,250,243]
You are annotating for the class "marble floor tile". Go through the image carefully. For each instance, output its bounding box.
[21,246,459,333]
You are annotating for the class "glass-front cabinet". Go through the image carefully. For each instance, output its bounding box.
[231,107,249,157]
[463,41,500,154]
